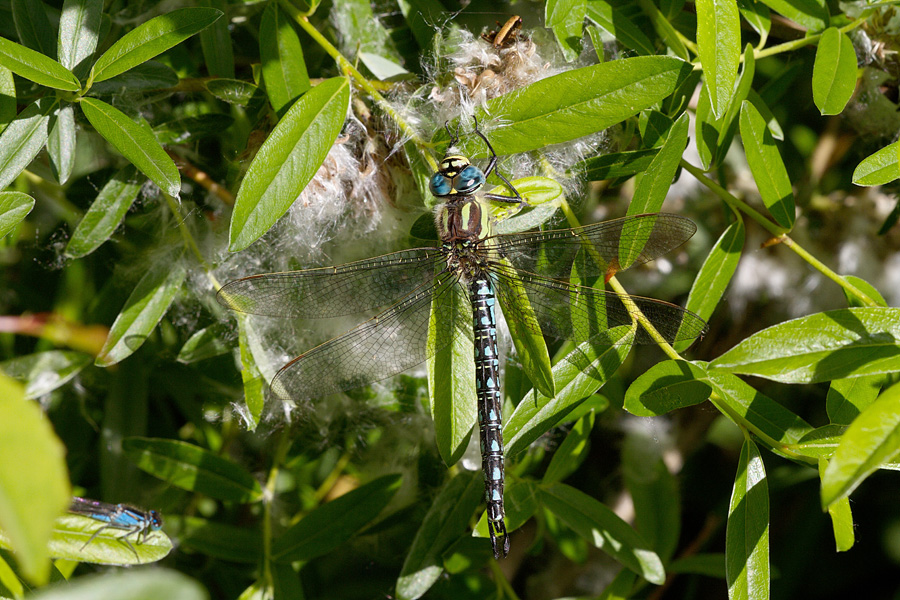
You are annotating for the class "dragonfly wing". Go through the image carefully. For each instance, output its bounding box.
[217,248,445,318]
[492,266,707,346]
[490,213,696,281]
[270,271,466,400]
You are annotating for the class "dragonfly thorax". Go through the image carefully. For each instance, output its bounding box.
[437,196,494,281]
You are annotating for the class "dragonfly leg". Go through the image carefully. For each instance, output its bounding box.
[80,523,111,549]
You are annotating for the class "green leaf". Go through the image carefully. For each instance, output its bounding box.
[58,0,103,79]
[586,1,656,56]
[505,328,633,457]
[26,514,173,566]
[174,516,262,563]
[543,411,595,484]
[709,308,900,383]
[24,570,203,600]
[826,375,882,425]
[739,101,795,228]
[676,219,744,352]
[812,28,858,115]
[0,375,70,585]
[496,259,555,398]
[821,381,900,508]
[841,275,886,308]
[198,0,234,79]
[90,7,223,83]
[65,165,145,258]
[237,316,265,431]
[852,141,900,186]
[473,479,540,540]
[696,0,741,118]
[623,360,711,416]
[0,350,92,399]
[756,0,828,32]
[622,428,681,562]
[0,191,35,239]
[715,44,755,150]
[637,0,689,59]
[229,77,350,251]
[574,148,660,181]
[670,553,727,577]
[123,437,263,502]
[429,283,476,467]
[80,97,181,197]
[737,0,771,41]
[819,459,854,551]
[0,65,15,131]
[90,60,180,95]
[12,0,55,57]
[490,177,564,233]
[272,474,402,562]
[702,368,814,445]
[694,83,717,170]
[456,57,692,157]
[726,439,770,600]
[540,482,665,584]
[746,89,783,140]
[547,0,587,61]
[177,325,231,364]
[0,97,54,190]
[260,2,311,115]
[204,78,260,106]
[398,0,445,50]
[396,471,482,600]
[0,37,80,91]
[95,261,186,366]
[628,113,689,215]
[47,103,76,184]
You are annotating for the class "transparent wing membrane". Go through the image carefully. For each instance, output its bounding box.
[217,248,445,318]
[269,272,464,400]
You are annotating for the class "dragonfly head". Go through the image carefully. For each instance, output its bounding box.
[148,510,163,531]
[430,155,486,197]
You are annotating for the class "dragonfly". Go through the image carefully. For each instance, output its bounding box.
[69,497,163,557]
[217,121,707,559]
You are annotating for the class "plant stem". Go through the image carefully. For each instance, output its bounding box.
[680,160,879,307]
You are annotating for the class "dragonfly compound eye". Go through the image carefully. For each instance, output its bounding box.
[454,165,485,194]
[429,172,453,197]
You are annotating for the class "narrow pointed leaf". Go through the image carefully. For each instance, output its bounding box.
[710,308,900,383]
[272,474,402,562]
[756,0,828,32]
[58,0,103,78]
[47,103,76,184]
[586,1,656,56]
[540,482,665,584]
[457,57,692,157]
[547,0,587,61]
[229,77,350,251]
[260,2,310,115]
[675,218,744,351]
[0,38,80,91]
[852,141,899,186]
[624,359,711,416]
[575,148,660,181]
[96,261,186,366]
[826,375,882,425]
[12,0,55,57]
[0,350,91,399]
[90,7,223,83]
[821,381,900,508]
[0,375,70,585]
[65,165,145,258]
[812,28,858,115]
[819,459,854,551]
[123,437,263,502]
[198,0,234,79]
[0,191,35,239]
[0,65,14,130]
[543,411,595,484]
[726,439,770,600]
[237,316,265,431]
[80,97,181,197]
[429,283,476,467]
[628,113,689,215]
[506,327,632,457]
[696,0,741,118]
[397,472,482,600]
[0,97,54,190]
[739,101,794,228]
